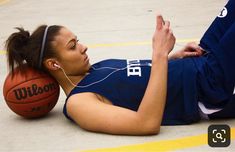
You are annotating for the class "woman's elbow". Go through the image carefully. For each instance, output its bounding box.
[143,122,160,135]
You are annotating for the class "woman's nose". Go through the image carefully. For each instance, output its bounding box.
[83,46,88,54]
[80,44,88,54]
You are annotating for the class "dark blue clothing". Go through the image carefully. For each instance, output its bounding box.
[63,0,235,125]
[199,0,235,119]
[64,58,200,125]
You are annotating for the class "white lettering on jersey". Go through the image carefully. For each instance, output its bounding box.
[127,59,142,77]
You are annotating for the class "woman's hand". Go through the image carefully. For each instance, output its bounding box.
[168,42,204,60]
[152,15,175,59]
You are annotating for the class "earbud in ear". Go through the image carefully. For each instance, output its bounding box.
[54,64,60,68]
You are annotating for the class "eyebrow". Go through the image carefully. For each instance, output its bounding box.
[66,36,77,46]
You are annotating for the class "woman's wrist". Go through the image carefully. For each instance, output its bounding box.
[152,50,168,62]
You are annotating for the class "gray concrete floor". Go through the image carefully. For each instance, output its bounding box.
[0,0,234,152]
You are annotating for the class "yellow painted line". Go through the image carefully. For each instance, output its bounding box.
[0,38,199,55]
[0,50,6,55]
[81,128,235,152]
[0,0,10,5]
[88,38,199,48]
[88,41,151,48]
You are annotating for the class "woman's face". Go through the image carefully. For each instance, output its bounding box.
[52,27,91,76]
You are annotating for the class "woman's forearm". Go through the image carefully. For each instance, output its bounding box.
[136,15,174,133]
[137,52,168,132]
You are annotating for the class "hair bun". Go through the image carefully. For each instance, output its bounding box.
[14,27,30,45]
[5,27,31,72]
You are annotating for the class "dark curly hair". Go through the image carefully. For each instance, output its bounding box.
[5,25,63,73]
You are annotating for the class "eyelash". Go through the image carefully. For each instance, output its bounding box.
[71,39,79,50]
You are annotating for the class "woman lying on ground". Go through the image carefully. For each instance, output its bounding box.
[5,0,235,135]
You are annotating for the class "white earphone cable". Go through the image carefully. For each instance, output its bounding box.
[59,63,151,88]
[60,66,79,88]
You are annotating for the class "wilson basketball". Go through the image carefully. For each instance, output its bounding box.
[3,65,60,118]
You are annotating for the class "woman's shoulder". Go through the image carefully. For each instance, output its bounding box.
[67,92,112,105]
[67,92,98,103]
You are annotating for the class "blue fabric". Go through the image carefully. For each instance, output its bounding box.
[200,0,235,95]
[199,0,235,118]
[63,0,235,125]
[64,58,201,125]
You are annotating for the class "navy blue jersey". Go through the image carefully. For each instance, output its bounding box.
[64,58,202,125]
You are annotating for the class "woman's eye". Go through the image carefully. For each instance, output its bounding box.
[70,39,79,50]
[71,43,76,49]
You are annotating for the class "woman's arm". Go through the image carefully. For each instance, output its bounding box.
[66,15,175,135]
[137,15,175,131]
[168,42,203,60]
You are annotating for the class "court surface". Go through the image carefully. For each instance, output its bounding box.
[0,0,234,152]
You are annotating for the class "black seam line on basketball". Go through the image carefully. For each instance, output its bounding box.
[7,88,59,104]
[6,75,56,97]
[6,75,51,93]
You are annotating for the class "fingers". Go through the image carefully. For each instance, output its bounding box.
[186,42,204,55]
[156,15,164,30]
[164,21,170,28]
[153,14,175,55]
[156,14,171,30]
[188,42,202,50]
[184,51,202,58]
[191,42,202,51]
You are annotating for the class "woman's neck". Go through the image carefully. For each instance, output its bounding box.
[52,71,86,96]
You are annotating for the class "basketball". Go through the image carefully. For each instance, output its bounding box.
[3,65,60,118]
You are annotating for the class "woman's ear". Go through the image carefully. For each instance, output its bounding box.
[43,58,60,71]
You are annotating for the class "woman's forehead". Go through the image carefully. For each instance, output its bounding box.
[58,28,74,41]
[54,27,75,47]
